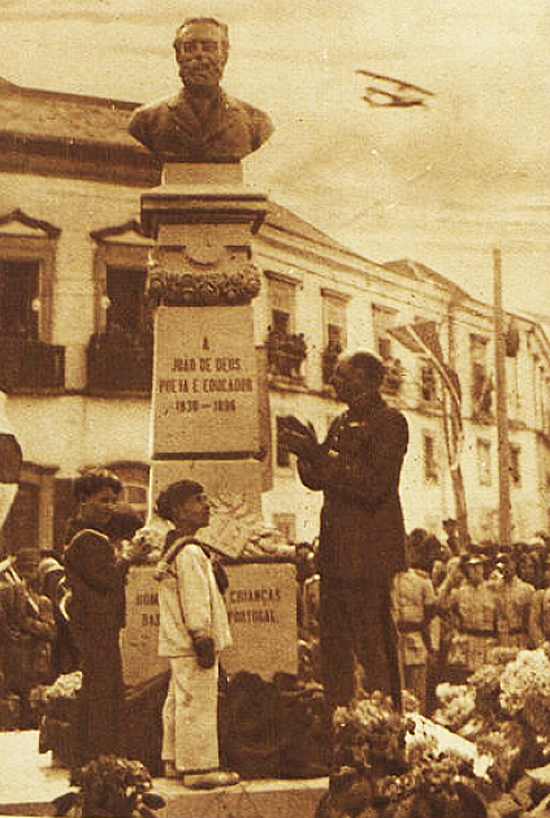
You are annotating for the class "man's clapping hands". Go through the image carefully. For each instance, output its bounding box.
[278,415,320,461]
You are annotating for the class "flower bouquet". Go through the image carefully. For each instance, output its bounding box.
[499,648,550,734]
[318,690,488,818]
[36,671,82,723]
[435,647,550,790]
[53,755,166,818]
[377,754,487,818]
[332,691,413,781]
[432,683,475,734]
[37,671,83,767]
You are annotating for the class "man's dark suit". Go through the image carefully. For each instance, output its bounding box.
[297,395,409,708]
[129,88,274,162]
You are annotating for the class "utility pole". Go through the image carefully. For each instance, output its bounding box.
[493,247,512,548]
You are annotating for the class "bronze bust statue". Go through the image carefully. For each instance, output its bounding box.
[129,17,274,163]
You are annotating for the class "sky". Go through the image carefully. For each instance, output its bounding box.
[1,0,549,319]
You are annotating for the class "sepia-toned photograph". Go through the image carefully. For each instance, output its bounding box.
[0,3,549,816]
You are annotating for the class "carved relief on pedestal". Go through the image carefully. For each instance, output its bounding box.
[206,487,262,559]
[147,244,262,307]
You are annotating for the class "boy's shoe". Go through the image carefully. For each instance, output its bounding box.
[164,760,180,779]
[183,771,240,789]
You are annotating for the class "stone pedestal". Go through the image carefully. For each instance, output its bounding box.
[143,162,267,551]
[122,561,298,686]
[121,566,167,686]
[122,163,297,685]
[223,562,297,678]
[152,304,259,458]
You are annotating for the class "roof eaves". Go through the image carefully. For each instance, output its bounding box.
[0,79,140,112]
[384,259,471,301]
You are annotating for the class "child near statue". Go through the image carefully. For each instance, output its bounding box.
[154,478,239,789]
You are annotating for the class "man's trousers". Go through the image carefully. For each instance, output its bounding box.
[320,577,401,710]
[162,655,219,773]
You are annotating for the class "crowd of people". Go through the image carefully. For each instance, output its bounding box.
[0,548,57,729]
[297,524,550,717]
[0,467,149,735]
[394,527,550,715]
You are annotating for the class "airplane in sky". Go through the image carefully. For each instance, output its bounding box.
[356,69,435,108]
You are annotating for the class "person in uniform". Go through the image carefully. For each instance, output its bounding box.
[392,533,437,713]
[528,556,550,647]
[129,17,274,162]
[0,550,55,727]
[493,551,535,649]
[154,479,238,789]
[58,466,125,676]
[446,554,498,684]
[279,351,409,709]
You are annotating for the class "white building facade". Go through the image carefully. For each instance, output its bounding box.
[0,78,549,552]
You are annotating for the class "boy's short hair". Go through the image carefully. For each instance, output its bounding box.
[155,479,205,523]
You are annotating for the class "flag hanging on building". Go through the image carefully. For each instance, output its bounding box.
[388,320,461,412]
[0,391,22,528]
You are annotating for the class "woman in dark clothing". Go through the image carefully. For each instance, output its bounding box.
[64,503,149,765]
[64,467,123,544]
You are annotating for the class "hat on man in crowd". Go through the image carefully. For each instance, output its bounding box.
[495,551,514,566]
[526,535,546,549]
[461,553,486,568]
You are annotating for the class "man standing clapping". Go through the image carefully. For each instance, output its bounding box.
[279,352,409,710]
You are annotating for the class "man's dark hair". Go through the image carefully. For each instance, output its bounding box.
[173,17,230,59]
[345,352,386,387]
[155,479,205,523]
[73,467,122,503]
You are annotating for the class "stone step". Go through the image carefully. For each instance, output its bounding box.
[0,730,327,818]
[156,776,327,818]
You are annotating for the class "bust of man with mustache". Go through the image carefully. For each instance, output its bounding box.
[129,17,274,163]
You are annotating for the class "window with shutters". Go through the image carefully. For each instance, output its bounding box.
[471,334,493,418]
[108,462,150,521]
[88,222,154,393]
[0,210,63,392]
[265,272,306,380]
[0,259,40,340]
[477,438,492,486]
[510,445,521,486]
[372,303,397,361]
[272,513,296,543]
[423,433,439,481]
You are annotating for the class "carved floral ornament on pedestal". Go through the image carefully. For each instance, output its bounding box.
[146,238,262,307]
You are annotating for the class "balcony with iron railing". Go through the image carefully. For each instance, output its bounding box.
[321,340,343,386]
[86,329,154,394]
[381,356,404,396]
[471,363,493,421]
[0,334,65,392]
[265,326,307,383]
